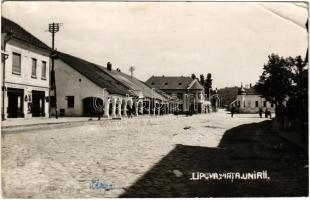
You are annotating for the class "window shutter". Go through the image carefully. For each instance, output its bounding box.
[32,58,37,77]
[41,61,46,79]
[12,53,21,74]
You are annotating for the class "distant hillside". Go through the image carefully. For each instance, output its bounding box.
[218,86,239,106]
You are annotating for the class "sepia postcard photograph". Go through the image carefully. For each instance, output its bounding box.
[0,0,309,198]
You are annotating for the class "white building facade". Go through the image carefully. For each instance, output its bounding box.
[53,52,172,118]
[231,85,275,113]
[2,18,50,119]
[53,52,134,118]
[55,59,136,118]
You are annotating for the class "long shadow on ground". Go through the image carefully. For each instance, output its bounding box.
[120,120,308,197]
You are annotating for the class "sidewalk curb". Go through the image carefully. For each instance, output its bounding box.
[1,115,168,131]
[1,118,111,131]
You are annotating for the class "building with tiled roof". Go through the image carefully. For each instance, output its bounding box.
[146,76,209,113]
[54,52,171,117]
[57,52,130,96]
[1,17,51,119]
[1,17,172,118]
[231,84,274,113]
[97,65,165,100]
[2,17,208,118]
[2,17,50,51]
[146,76,204,91]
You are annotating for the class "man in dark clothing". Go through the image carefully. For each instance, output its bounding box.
[265,108,271,118]
[259,108,263,118]
[97,108,102,120]
[127,105,133,118]
[231,106,235,118]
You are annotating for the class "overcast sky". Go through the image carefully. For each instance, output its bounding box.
[2,1,308,88]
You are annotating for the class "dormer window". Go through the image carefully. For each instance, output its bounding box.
[164,82,168,85]
[178,83,182,85]
[151,82,154,85]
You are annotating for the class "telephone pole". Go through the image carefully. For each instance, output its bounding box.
[48,23,62,119]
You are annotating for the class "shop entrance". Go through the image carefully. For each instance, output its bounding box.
[32,90,45,117]
[7,88,24,118]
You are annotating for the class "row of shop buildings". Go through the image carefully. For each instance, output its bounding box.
[1,17,210,119]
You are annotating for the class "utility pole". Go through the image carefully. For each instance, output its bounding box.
[48,23,62,119]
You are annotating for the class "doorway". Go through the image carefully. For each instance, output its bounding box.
[7,88,24,118]
[32,90,45,117]
[83,97,103,116]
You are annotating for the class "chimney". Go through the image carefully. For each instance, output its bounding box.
[107,62,112,71]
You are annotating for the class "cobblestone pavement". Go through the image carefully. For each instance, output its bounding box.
[3,111,298,198]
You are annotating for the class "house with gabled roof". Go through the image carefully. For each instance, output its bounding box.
[1,17,51,119]
[54,52,133,117]
[54,52,170,117]
[1,17,176,118]
[145,76,209,113]
[97,63,170,115]
[1,17,170,119]
[230,84,275,113]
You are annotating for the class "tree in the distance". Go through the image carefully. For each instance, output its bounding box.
[191,73,197,80]
[286,55,308,120]
[204,73,212,97]
[199,74,205,88]
[254,54,293,114]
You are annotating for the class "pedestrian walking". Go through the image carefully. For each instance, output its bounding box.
[127,105,133,118]
[231,106,235,118]
[265,108,270,118]
[259,108,263,118]
[97,108,102,120]
[269,111,272,119]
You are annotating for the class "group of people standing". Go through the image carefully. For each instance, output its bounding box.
[259,108,272,119]
[230,106,272,118]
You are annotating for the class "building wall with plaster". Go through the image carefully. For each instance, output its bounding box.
[54,59,108,116]
[2,40,50,118]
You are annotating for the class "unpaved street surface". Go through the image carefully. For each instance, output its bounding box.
[2,111,308,198]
